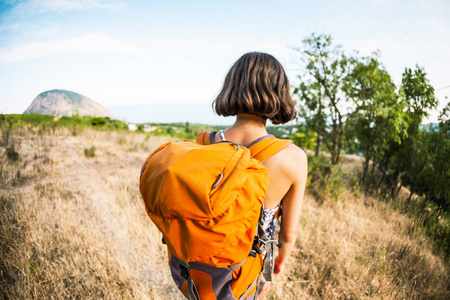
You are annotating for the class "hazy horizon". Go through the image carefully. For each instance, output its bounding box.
[107,103,235,125]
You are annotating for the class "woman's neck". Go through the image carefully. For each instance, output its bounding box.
[221,114,268,145]
[230,114,266,130]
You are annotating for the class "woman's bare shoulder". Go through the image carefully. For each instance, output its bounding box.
[265,142,307,179]
[276,143,307,167]
[283,143,307,159]
[283,143,307,177]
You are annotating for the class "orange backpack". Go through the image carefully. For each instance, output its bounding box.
[139,131,291,300]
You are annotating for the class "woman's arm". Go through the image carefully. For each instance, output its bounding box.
[274,146,308,275]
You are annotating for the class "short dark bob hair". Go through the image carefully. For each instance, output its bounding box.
[213,52,296,125]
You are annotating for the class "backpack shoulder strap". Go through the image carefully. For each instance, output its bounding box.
[196,131,213,145]
[249,137,292,162]
[196,132,292,161]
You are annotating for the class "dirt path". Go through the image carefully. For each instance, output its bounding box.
[1,130,182,299]
[50,132,183,298]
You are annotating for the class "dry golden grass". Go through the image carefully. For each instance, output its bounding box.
[1,128,181,299]
[1,128,449,299]
[267,190,449,299]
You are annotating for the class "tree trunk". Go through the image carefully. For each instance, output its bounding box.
[315,134,321,157]
[362,159,369,185]
[377,154,392,190]
[377,170,386,190]
[390,171,400,198]
[334,113,344,165]
[370,159,376,176]
[362,144,372,185]
[331,151,337,165]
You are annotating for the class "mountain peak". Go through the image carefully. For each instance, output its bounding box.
[24,89,114,118]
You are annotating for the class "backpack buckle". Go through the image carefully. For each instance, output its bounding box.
[179,262,191,280]
[229,142,240,150]
[249,236,262,257]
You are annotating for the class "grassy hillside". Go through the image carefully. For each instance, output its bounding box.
[0,122,449,299]
[1,114,130,133]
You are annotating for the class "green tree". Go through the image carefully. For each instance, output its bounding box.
[343,53,406,187]
[384,66,438,197]
[293,33,351,164]
[289,124,317,150]
[407,103,449,210]
[432,103,450,210]
[185,122,191,133]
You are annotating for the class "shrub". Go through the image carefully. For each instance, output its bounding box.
[84,146,96,158]
[6,145,19,161]
[136,124,144,133]
[72,123,78,136]
[1,116,15,147]
[307,154,345,202]
[91,117,107,126]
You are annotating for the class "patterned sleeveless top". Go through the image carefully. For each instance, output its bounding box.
[262,205,279,239]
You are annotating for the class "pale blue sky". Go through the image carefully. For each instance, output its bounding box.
[0,0,449,124]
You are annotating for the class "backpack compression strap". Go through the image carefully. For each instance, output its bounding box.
[196,131,292,162]
[196,131,211,145]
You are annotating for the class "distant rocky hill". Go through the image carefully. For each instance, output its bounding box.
[24,89,114,118]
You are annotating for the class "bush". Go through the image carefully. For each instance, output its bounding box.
[307,154,344,202]
[1,116,15,147]
[391,195,450,260]
[91,117,107,126]
[136,124,144,133]
[84,146,96,158]
[6,145,19,161]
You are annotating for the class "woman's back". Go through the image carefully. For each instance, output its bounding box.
[141,52,306,300]
[211,121,306,210]
[212,114,307,299]
[211,51,308,298]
